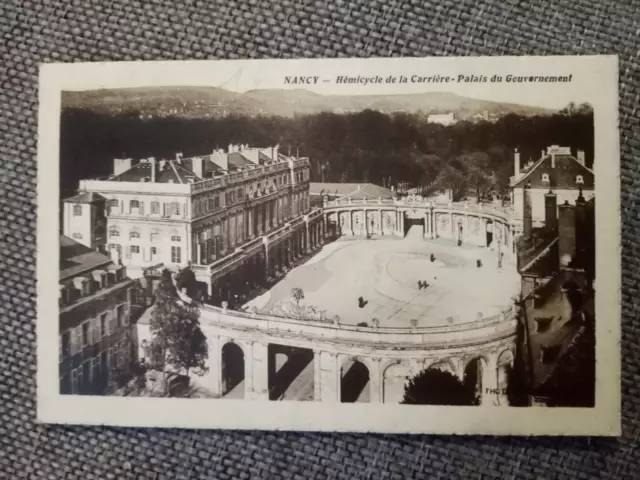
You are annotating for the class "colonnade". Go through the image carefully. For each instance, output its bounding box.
[204,217,325,307]
[325,205,514,251]
[194,332,515,406]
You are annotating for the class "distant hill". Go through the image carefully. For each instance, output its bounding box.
[61,86,554,120]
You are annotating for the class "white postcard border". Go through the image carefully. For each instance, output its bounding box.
[37,55,621,435]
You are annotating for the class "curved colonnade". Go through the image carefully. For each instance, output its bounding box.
[142,199,520,405]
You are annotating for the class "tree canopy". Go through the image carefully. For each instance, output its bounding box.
[401,368,477,405]
[150,270,209,378]
[60,104,594,202]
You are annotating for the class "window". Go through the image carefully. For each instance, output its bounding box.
[116,304,125,328]
[73,204,82,216]
[150,232,159,243]
[207,198,214,211]
[214,196,220,208]
[171,246,182,263]
[576,175,584,184]
[541,173,550,183]
[171,202,179,215]
[171,235,181,242]
[71,369,79,394]
[130,200,139,209]
[151,247,157,256]
[129,230,140,239]
[131,245,140,254]
[100,313,108,337]
[92,357,101,384]
[61,331,71,360]
[151,201,160,214]
[81,322,89,347]
[109,229,119,238]
[72,233,83,240]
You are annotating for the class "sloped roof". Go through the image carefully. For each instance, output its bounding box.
[309,182,395,199]
[227,152,255,169]
[110,161,198,183]
[63,192,106,204]
[60,235,112,280]
[512,153,594,189]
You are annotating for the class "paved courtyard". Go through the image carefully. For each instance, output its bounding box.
[245,226,520,328]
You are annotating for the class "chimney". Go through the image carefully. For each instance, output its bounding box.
[176,152,183,164]
[577,149,585,166]
[192,156,204,178]
[544,190,558,233]
[523,184,533,239]
[211,151,228,171]
[149,157,156,183]
[574,189,588,267]
[113,158,133,176]
[514,148,521,179]
[558,201,576,268]
[541,149,545,159]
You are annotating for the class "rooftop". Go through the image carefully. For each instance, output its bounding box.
[310,182,395,200]
[512,146,594,189]
[63,191,106,204]
[60,235,112,280]
[110,160,199,183]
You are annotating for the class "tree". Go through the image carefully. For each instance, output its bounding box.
[291,287,305,306]
[401,368,476,405]
[150,270,209,383]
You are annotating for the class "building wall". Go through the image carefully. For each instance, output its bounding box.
[59,275,135,395]
[62,202,106,249]
[513,187,595,225]
[106,218,190,273]
[76,191,192,275]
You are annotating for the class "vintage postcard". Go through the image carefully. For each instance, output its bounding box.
[37,55,620,435]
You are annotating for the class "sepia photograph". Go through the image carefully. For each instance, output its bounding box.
[38,56,620,435]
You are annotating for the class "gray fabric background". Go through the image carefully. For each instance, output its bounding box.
[1,0,639,478]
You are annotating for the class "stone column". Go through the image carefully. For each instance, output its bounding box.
[378,210,383,235]
[317,351,340,402]
[347,210,353,236]
[246,341,269,401]
[201,334,222,397]
[323,212,328,238]
[364,210,369,237]
[368,358,383,403]
[313,351,322,401]
[305,222,310,252]
[480,353,499,407]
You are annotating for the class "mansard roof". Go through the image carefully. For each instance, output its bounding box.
[512,152,594,190]
[63,191,106,204]
[110,161,198,183]
[60,235,112,281]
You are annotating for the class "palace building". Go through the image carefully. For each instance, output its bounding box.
[59,235,136,395]
[62,144,324,306]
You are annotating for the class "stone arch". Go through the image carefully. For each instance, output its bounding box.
[496,349,515,397]
[463,356,489,405]
[221,341,245,398]
[427,358,458,378]
[340,356,370,403]
[382,361,411,404]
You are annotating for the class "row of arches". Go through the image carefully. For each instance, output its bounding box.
[218,340,514,404]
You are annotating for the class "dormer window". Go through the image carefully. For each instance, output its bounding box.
[576,175,584,184]
[541,173,550,183]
